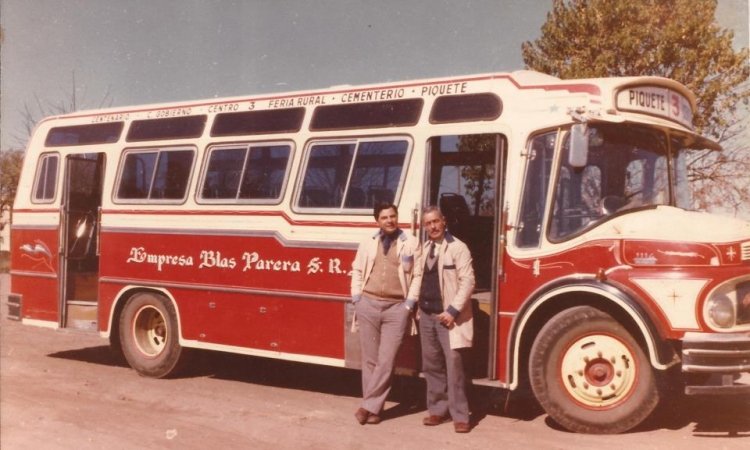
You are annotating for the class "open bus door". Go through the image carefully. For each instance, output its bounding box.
[60,153,104,330]
[427,133,506,379]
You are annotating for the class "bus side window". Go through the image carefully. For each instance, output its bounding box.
[297,139,408,211]
[117,152,157,199]
[116,149,194,201]
[151,150,194,199]
[202,147,246,199]
[346,140,407,209]
[300,143,355,208]
[32,153,59,202]
[200,144,292,203]
[516,132,555,248]
[238,145,291,200]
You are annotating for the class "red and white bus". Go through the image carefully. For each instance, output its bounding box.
[9,70,750,433]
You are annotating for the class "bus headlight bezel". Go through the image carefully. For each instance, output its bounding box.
[705,294,736,329]
[701,276,750,332]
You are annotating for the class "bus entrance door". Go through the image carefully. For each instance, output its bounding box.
[60,153,104,330]
[427,133,505,379]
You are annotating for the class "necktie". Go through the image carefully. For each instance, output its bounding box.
[382,234,393,255]
[427,242,437,270]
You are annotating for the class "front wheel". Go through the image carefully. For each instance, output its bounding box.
[529,306,658,434]
[119,292,188,378]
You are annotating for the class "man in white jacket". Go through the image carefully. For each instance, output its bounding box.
[351,202,417,425]
[406,206,475,433]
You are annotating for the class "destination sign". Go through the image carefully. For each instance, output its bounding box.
[616,86,694,129]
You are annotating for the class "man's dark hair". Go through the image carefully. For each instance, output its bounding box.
[373,202,398,219]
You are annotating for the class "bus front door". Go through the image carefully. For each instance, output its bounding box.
[60,153,104,330]
[427,133,506,379]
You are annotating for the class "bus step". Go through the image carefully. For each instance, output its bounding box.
[66,300,98,331]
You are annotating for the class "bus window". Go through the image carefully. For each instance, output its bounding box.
[672,138,693,210]
[550,124,670,241]
[516,132,556,248]
[32,153,59,202]
[429,93,502,124]
[199,143,292,202]
[127,116,207,142]
[45,122,123,147]
[297,139,409,211]
[211,108,305,136]
[116,148,195,201]
[239,145,291,200]
[310,99,422,131]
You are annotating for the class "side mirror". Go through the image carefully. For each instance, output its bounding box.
[569,123,589,168]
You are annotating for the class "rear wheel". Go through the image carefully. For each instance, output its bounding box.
[119,292,187,378]
[529,306,658,434]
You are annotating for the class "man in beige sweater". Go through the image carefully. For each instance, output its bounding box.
[351,202,417,425]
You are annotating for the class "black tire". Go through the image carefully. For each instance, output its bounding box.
[119,292,188,378]
[529,306,658,434]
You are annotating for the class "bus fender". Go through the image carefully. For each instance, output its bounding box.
[101,284,183,344]
[507,278,679,390]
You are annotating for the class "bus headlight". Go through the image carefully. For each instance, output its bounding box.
[706,294,735,329]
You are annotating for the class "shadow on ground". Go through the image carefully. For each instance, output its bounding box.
[641,394,750,438]
[47,345,542,423]
[48,345,749,435]
[48,345,129,369]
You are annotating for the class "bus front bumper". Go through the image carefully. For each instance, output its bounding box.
[681,331,750,395]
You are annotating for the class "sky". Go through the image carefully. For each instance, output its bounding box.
[0,0,748,149]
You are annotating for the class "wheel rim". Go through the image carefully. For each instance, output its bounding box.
[559,333,638,409]
[132,305,168,357]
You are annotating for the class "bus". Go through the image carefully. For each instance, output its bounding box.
[9,70,750,434]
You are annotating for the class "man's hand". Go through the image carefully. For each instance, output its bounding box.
[437,312,455,329]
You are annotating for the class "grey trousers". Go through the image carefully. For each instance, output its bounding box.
[418,311,471,423]
[355,295,410,414]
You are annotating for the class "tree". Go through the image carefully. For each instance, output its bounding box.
[458,134,496,216]
[11,72,113,149]
[2,74,112,248]
[0,149,23,211]
[0,149,24,246]
[522,0,750,216]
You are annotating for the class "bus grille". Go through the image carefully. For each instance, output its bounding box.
[742,241,750,261]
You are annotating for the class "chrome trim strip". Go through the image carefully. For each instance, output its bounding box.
[99,277,349,302]
[683,349,750,357]
[10,224,59,230]
[9,270,58,279]
[21,318,59,329]
[682,363,750,372]
[100,227,358,250]
[181,340,346,368]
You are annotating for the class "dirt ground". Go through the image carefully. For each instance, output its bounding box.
[1,273,748,449]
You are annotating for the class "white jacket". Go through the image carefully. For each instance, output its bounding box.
[407,233,475,349]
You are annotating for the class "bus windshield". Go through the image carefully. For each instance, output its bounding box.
[550,124,695,240]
